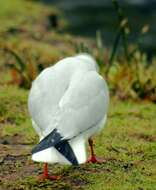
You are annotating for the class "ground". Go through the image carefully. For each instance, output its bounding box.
[0,85,156,190]
[0,0,156,189]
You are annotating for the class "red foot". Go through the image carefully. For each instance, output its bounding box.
[38,163,60,181]
[38,174,61,181]
[86,155,107,164]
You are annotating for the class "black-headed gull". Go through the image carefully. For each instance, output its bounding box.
[28,54,109,180]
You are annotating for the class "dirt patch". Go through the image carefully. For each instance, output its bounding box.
[0,143,32,185]
[0,144,31,159]
[0,134,32,145]
[0,155,33,181]
[131,133,156,142]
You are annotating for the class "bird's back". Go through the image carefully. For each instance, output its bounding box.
[28,57,74,136]
[28,54,109,165]
[28,55,103,138]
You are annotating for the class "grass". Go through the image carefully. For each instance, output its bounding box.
[0,85,156,190]
[0,0,156,189]
[0,85,36,145]
[0,0,77,88]
[0,0,61,32]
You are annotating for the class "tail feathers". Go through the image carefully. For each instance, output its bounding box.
[32,147,67,164]
[32,128,62,154]
[32,128,78,165]
[69,136,87,164]
[32,140,78,165]
[55,141,78,165]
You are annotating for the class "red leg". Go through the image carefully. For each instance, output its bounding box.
[38,163,60,181]
[86,138,106,164]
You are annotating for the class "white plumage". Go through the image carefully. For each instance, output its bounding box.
[28,54,109,165]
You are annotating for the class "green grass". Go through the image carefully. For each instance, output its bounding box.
[0,85,37,144]
[0,0,156,189]
[0,85,156,190]
[0,0,72,63]
[0,0,59,31]
[0,0,76,89]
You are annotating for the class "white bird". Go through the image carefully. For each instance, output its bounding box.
[28,54,109,180]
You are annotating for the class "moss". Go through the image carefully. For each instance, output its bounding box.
[0,0,62,32]
[0,85,37,144]
[0,85,156,189]
[0,0,156,189]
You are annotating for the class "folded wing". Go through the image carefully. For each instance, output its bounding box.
[56,70,109,139]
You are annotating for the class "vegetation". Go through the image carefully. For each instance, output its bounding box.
[75,0,156,102]
[0,0,75,87]
[0,85,156,190]
[0,0,156,189]
[1,0,156,102]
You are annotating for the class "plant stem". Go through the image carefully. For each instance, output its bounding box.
[109,28,121,65]
[2,47,26,71]
[112,0,130,62]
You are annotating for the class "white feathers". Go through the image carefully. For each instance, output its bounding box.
[28,54,109,164]
[32,135,86,165]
